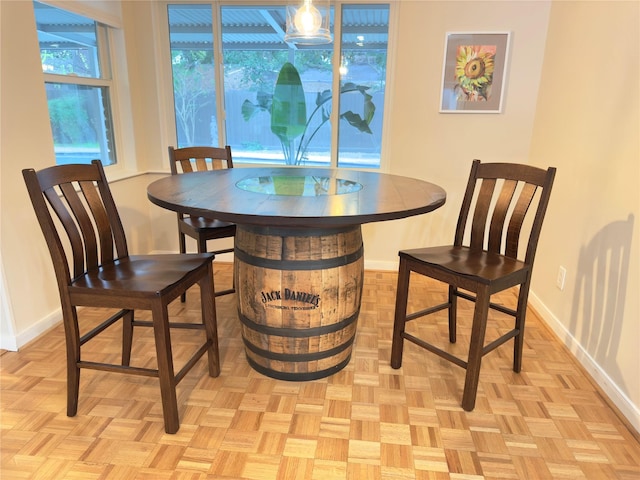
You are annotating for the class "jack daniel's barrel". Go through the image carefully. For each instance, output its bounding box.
[234,224,364,381]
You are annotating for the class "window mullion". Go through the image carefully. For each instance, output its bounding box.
[96,23,112,79]
[212,1,226,146]
[330,1,344,168]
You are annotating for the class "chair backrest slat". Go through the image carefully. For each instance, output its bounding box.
[470,178,495,251]
[488,179,517,253]
[194,157,208,171]
[80,179,117,266]
[505,182,537,258]
[43,185,86,280]
[60,181,101,274]
[454,159,556,264]
[210,159,227,170]
[178,159,195,173]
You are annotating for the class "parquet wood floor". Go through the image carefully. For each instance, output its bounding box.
[1,264,639,479]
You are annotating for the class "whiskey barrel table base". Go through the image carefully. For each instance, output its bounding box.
[234,224,364,380]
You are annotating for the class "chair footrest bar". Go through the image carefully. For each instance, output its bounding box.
[403,332,467,369]
[80,309,130,346]
[455,290,517,317]
[132,320,204,330]
[78,360,159,377]
[406,302,450,322]
[169,322,206,330]
[175,341,211,384]
[214,288,235,297]
[213,248,234,255]
[483,329,519,356]
[489,302,517,317]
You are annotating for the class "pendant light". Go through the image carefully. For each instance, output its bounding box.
[284,0,332,45]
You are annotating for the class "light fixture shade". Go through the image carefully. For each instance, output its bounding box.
[284,0,332,45]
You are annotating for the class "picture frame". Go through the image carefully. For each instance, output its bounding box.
[439,32,511,113]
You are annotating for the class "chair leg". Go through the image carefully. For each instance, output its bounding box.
[151,302,179,434]
[197,237,207,254]
[122,309,134,366]
[211,244,236,298]
[448,285,457,343]
[461,285,490,412]
[66,360,80,417]
[391,258,411,369]
[200,263,220,377]
[64,307,81,417]
[180,232,188,302]
[513,279,531,373]
[179,231,187,255]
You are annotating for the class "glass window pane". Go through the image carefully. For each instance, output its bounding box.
[221,6,333,166]
[167,4,217,147]
[34,1,116,166]
[44,83,116,166]
[34,2,101,78]
[337,5,389,168]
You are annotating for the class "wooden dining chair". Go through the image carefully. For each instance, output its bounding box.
[168,146,236,300]
[391,160,556,411]
[23,160,220,434]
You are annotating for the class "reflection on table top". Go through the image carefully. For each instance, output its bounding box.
[236,175,363,196]
[147,167,446,228]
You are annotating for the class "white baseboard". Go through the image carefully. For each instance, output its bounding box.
[0,333,18,351]
[363,259,397,271]
[157,253,396,271]
[152,250,235,263]
[12,308,62,351]
[528,291,640,434]
[214,252,234,263]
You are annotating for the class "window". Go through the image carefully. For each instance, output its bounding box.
[168,4,218,147]
[166,3,390,168]
[34,2,117,166]
[337,5,388,168]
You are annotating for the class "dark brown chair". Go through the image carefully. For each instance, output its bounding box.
[391,160,556,411]
[23,160,220,434]
[168,146,236,300]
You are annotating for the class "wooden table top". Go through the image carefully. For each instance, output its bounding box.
[147,167,446,228]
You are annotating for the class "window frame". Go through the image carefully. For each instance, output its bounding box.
[157,0,395,172]
[34,1,136,178]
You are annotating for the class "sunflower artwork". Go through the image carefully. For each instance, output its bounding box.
[454,45,496,102]
[440,32,510,113]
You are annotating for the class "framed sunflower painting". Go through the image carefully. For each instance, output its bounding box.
[440,32,511,113]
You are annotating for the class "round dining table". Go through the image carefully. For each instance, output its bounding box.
[147,167,446,381]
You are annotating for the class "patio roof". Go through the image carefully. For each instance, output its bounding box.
[34,2,389,52]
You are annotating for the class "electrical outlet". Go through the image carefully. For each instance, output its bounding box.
[556,266,567,290]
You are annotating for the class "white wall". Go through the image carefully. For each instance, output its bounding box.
[527,1,640,431]
[1,0,63,348]
[1,0,637,431]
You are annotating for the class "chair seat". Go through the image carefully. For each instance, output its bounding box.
[400,245,529,284]
[71,253,214,297]
[181,216,236,233]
